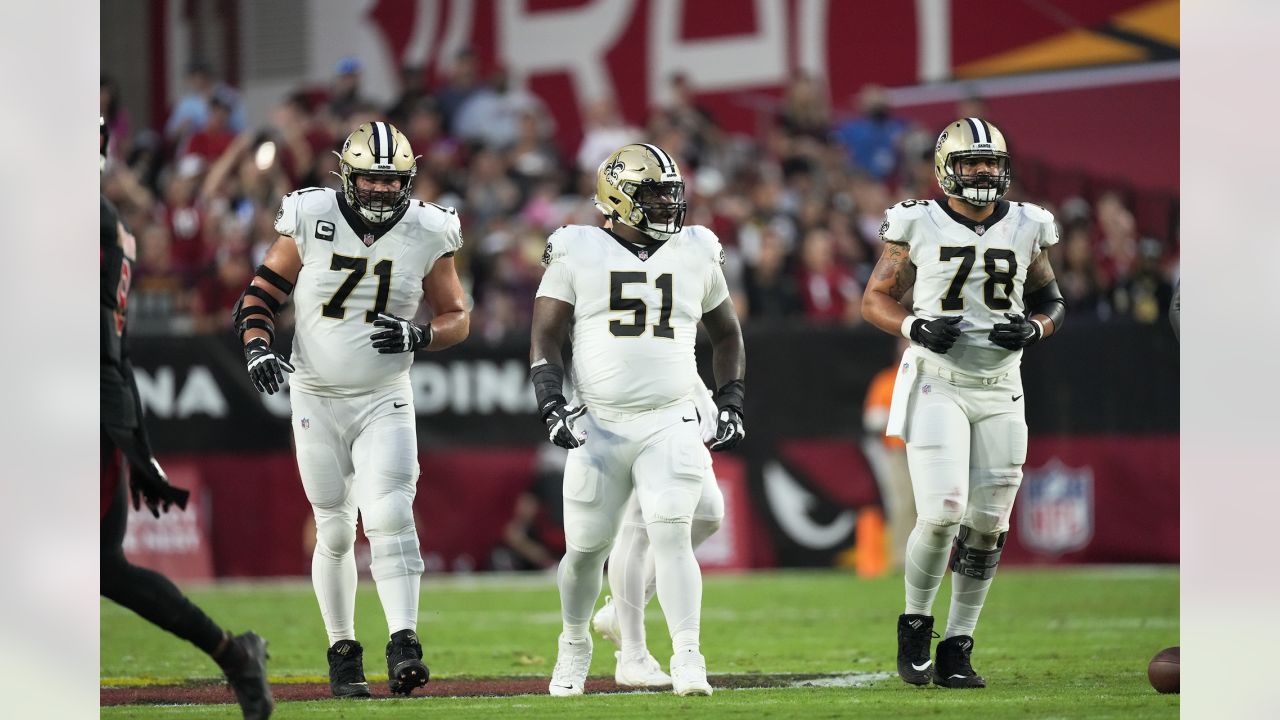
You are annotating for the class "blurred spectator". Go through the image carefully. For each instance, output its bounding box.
[1056,220,1109,320]
[454,67,551,151]
[576,97,641,175]
[101,76,132,166]
[161,154,211,283]
[108,60,1175,337]
[778,70,830,140]
[744,226,801,321]
[165,61,245,145]
[184,95,237,162]
[832,84,909,182]
[657,73,718,166]
[327,56,368,122]
[435,49,481,135]
[1093,191,1140,290]
[796,228,862,324]
[1111,237,1174,324]
[193,236,254,333]
[386,64,429,127]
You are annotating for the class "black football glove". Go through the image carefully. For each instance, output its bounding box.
[129,457,190,518]
[910,316,963,354]
[709,380,746,451]
[540,395,588,449]
[989,312,1042,350]
[244,337,295,395]
[371,312,432,354]
[710,407,745,451]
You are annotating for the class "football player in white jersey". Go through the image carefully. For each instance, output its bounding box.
[234,121,468,698]
[862,118,1066,689]
[530,143,745,697]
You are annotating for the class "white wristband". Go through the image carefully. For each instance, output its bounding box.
[900,315,919,340]
[1030,318,1045,340]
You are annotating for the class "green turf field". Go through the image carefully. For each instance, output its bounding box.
[101,567,1179,718]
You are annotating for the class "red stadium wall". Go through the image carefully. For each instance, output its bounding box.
[126,434,1176,579]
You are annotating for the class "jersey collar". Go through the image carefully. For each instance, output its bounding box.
[605,227,667,261]
[938,198,1010,236]
[337,194,408,244]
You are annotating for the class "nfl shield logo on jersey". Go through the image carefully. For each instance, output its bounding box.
[362,233,376,247]
[300,418,310,430]
[1017,459,1094,556]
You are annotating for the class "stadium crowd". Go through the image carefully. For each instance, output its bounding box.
[101,58,1179,343]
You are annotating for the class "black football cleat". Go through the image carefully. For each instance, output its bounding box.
[933,635,987,688]
[896,614,938,686]
[220,631,274,720]
[327,639,373,698]
[386,629,430,696]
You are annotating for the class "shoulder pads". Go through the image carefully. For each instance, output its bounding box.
[274,188,333,237]
[682,225,726,266]
[880,200,931,244]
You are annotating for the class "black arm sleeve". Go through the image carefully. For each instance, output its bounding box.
[530,362,567,419]
[1025,279,1067,333]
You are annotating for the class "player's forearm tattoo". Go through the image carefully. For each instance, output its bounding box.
[1025,250,1056,293]
[872,241,915,300]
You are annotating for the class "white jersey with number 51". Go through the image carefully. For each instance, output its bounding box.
[880,198,1058,376]
[536,224,729,414]
[274,188,463,397]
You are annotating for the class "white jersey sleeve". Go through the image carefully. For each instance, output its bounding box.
[417,202,464,271]
[1022,202,1060,251]
[879,199,930,255]
[273,188,334,264]
[536,227,576,304]
[685,225,731,312]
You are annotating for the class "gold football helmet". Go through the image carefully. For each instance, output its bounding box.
[335,121,418,224]
[594,143,686,241]
[934,118,1011,206]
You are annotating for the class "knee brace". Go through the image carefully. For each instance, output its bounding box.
[948,525,1007,580]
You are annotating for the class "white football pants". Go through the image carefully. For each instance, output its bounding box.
[557,399,709,650]
[898,353,1027,622]
[291,383,424,645]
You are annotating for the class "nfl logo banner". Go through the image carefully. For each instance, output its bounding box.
[1017,459,1094,557]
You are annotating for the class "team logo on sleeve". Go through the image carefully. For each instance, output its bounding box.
[541,240,553,266]
[275,206,284,223]
[718,248,726,266]
[879,220,890,238]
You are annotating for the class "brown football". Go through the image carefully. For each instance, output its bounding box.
[1147,646,1179,694]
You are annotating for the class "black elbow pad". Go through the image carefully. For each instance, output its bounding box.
[1025,280,1066,332]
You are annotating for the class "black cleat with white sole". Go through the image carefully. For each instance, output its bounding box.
[896,614,938,686]
[386,629,430,696]
[327,640,373,698]
[933,634,986,688]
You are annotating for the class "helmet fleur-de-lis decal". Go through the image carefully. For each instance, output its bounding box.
[604,158,626,185]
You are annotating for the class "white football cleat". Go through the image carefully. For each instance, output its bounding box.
[614,651,672,688]
[670,649,713,696]
[548,633,592,697]
[591,596,622,648]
